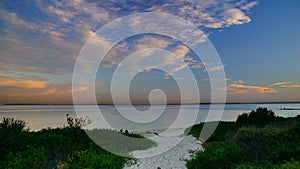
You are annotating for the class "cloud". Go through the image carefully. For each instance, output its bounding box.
[163,72,171,79]
[163,45,190,65]
[241,1,259,11]
[141,67,155,72]
[147,0,257,29]
[228,80,277,94]
[269,81,300,88]
[0,0,258,103]
[40,89,57,95]
[269,81,291,87]
[227,80,300,95]
[285,84,300,88]
[1,0,257,77]
[202,78,231,81]
[171,63,189,73]
[204,65,227,72]
[101,37,196,74]
[0,76,47,89]
[0,83,74,104]
[134,36,171,50]
[222,8,251,26]
[0,9,38,30]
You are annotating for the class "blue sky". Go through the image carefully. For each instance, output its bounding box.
[0,0,299,104]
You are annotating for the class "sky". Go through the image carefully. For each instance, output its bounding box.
[0,0,299,104]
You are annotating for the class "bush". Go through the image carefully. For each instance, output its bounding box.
[0,117,26,132]
[0,118,30,160]
[6,146,46,169]
[236,107,276,128]
[233,127,277,160]
[234,124,300,163]
[235,162,275,169]
[236,113,249,127]
[186,108,300,169]
[234,159,300,169]
[185,121,238,143]
[186,141,247,169]
[0,115,155,169]
[278,159,300,169]
[66,114,91,128]
[63,148,127,169]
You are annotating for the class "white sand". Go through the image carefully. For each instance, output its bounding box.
[124,129,203,169]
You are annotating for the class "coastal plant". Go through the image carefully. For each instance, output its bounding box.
[236,107,276,127]
[186,141,247,169]
[0,115,152,169]
[63,148,127,169]
[186,107,300,169]
[0,117,26,132]
[66,114,91,128]
[6,146,46,169]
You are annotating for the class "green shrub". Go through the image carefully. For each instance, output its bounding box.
[66,114,91,129]
[63,149,127,169]
[278,159,300,169]
[0,117,26,132]
[0,116,150,169]
[6,146,46,169]
[236,107,276,128]
[186,141,247,169]
[186,108,300,169]
[0,118,30,160]
[234,125,300,163]
[185,121,238,142]
[235,162,275,169]
[234,160,300,169]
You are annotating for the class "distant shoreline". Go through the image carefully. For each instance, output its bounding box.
[2,102,300,106]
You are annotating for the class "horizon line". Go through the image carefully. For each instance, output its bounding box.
[2,101,300,106]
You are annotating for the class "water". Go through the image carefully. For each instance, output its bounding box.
[0,104,299,131]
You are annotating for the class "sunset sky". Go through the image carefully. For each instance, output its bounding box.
[0,0,299,104]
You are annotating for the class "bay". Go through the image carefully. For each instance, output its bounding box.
[0,103,299,131]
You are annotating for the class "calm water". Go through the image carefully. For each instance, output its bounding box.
[0,104,299,131]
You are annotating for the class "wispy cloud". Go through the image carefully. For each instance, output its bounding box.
[0,0,257,76]
[204,64,227,72]
[284,84,300,88]
[241,1,259,11]
[0,76,47,89]
[269,81,300,88]
[148,0,257,29]
[269,81,291,87]
[228,80,277,94]
[226,80,300,95]
[0,0,259,103]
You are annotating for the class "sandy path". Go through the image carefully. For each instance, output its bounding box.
[124,129,202,169]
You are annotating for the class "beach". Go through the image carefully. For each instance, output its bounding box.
[124,129,202,169]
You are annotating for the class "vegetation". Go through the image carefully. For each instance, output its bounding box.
[186,107,300,169]
[186,141,247,169]
[1,107,299,168]
[0,114,155,169]
[186,121,238,142]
